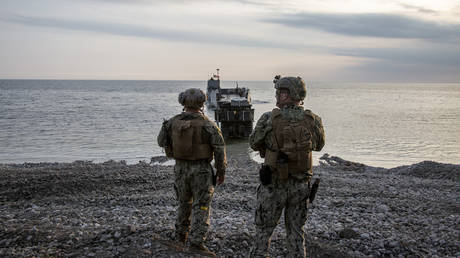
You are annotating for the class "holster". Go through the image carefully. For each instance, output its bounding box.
[211,166,217,186]
[259,164,272,185]
[309,178,320,203]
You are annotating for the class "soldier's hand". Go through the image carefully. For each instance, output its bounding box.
[217,174,225,185]
[259,149,266,158]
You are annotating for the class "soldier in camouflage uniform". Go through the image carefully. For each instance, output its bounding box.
[157,88,227,255]
[249,76,325,257]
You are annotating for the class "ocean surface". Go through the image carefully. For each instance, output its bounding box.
[1,79,459,168]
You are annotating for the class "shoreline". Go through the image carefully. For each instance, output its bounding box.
[0,154,459,257]
[4,148,460,170]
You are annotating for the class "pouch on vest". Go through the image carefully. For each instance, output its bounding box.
[281,124,312,172]
[280,124,311,159]
[269,109,314,175]
[276,151,289,179]
[171,120,194,159]
[263,149,287,179]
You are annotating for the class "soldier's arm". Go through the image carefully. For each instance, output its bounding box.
[205,122,227,179]
[311,115,325,151]
[157,119,171,148]
[249,112,272,153]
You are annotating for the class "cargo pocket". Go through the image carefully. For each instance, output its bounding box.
[255,203,264,225]
[173,183,179,201]
[194,169,214,207]
[255,185,279,227]
[254,185,265,225]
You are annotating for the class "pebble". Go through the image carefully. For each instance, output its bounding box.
[360,233,370,239]
[0,157,458,257]
[114,231,121,239]
[376,204,389,213]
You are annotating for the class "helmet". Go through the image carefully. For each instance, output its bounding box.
[273,75,306,101]
[178,88,207,109]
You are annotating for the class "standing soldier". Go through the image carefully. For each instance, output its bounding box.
[249,76,325,257]
[157,88,226,255]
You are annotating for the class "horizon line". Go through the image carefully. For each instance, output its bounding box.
[1,78,460,84]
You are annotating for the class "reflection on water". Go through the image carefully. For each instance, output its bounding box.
[224,139,252,158]
[1,80,459,168]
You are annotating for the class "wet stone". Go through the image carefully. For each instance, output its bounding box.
[0,156,458,257]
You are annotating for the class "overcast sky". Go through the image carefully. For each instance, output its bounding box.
[1,0,459,82]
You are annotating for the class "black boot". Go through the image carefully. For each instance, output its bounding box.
[189,243,216,257]
[175,232,188,245]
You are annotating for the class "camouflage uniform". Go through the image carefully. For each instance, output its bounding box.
[249,106,325,257]
[157,111,226,246]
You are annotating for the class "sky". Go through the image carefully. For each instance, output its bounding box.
[1,0,460,82]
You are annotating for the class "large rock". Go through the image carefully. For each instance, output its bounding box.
[389,161,460,181]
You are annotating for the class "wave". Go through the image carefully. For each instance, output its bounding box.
[251,100,271,104]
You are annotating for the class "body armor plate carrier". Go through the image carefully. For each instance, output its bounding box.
[171,116,212,160]
[265,109,314,179]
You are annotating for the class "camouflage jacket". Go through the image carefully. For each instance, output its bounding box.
[157,112,227,176]
[249,106,325,176]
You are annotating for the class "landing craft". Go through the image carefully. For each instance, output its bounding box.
[206,69,220,109]
[206,69,254,139]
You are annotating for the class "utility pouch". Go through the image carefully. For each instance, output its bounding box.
[276,151,288,164]
[259,164,272,185]
[276,151,289,179]
[165,146,173,158]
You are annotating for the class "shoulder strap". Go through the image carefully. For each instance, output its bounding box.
[271,108,282,118]
[270,108,283,150]
[303,109,316,120]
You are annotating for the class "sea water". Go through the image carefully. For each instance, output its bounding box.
[1,80,459,168]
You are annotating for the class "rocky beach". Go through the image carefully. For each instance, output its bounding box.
[0,149,459,257]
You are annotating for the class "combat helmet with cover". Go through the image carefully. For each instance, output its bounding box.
[273,75,307,102]
[178,88,207,109]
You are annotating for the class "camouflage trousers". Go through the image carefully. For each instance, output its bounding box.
[173,159,215,245]
[250,178,310,258]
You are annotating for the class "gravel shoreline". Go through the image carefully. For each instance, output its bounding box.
[1,151,459,257]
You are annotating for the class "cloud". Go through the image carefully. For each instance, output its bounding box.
[263,12,460,42]
[399,3,438,14]
[1,14,305,50]
[79,0,156,4]
[80,0,267,5]
[2,11,458,81]
[339,59,460,82]
[332,46,460,67]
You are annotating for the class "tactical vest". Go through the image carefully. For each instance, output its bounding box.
[265,108,314,179]
[170,116,213,161]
